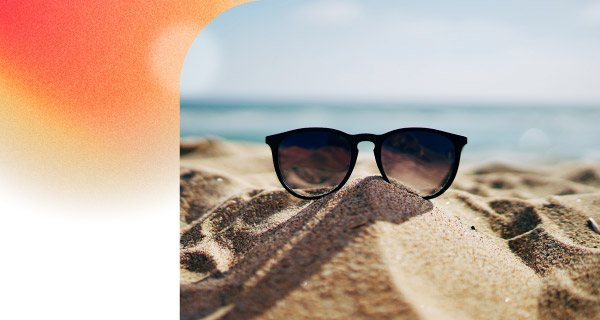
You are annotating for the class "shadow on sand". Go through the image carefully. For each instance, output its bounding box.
[181,176,433,319]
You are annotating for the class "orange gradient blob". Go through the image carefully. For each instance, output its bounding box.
[0,0,251,213]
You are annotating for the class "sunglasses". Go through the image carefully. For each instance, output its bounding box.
[266,127,467,200]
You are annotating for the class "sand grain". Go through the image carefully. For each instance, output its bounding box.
[181,139,600,319]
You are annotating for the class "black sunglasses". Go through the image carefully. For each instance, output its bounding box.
[266,127,467,200]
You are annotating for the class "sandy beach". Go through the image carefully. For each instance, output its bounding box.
[180,137,600,320]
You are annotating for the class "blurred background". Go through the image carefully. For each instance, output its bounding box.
[180,0,600,162]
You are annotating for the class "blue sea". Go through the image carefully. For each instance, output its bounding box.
[181,99,600,162]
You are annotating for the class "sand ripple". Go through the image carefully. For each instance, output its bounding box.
[181,140,600,319]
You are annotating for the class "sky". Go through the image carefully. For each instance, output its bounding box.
[181,0,600,105]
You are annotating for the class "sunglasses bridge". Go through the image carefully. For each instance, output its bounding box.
[349,133,379,145]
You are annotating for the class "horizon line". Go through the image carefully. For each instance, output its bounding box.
[180,96,600,109]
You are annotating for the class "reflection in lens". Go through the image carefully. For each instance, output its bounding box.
[381,131,455,197]
[278,131,352,197]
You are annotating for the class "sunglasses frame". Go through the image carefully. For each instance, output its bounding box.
[266,127,467,200]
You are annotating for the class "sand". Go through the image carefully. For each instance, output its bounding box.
[180,137,600,320]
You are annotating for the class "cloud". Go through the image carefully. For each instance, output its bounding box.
[293,0,362,24]
[180,30,222,98]
[190,1,600,104]
[582,1,600,24]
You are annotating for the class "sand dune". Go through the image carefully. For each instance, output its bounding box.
[181,138,600,320]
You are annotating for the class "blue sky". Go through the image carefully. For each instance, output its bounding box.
[181,0,600,105]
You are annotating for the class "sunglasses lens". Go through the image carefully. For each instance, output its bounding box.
[381,131,456,197]
[277,131,352,197]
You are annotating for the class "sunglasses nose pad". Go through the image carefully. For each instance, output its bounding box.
[348,141,379,180]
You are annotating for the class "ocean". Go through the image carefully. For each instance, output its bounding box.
[181,99,600,162]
